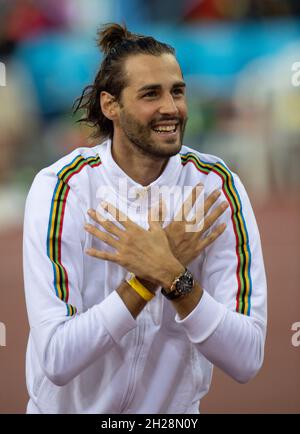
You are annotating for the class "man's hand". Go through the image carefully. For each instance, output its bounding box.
[84,202,184,289]
[164,184,229,266]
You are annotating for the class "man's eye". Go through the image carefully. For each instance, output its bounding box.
[173,88,184,96]
[144,91,157,98]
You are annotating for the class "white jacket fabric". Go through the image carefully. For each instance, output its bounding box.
[23,139,267,414]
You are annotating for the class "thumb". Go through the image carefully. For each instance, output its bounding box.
[157,198,167,227]
[148,199,166,230]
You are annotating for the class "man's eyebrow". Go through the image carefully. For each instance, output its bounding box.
[137,81,186,93]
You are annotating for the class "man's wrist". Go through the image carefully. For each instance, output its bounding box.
[158,260,185,290]
[137,277,159,294]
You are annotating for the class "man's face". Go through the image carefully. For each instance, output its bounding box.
[115,53,188,158]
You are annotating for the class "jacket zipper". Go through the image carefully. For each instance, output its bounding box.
[120,203,148,413]
[120,316,146,412]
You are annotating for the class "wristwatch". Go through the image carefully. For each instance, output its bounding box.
[161,268,194,300]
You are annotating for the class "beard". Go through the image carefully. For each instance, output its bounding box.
[118,108,187,159]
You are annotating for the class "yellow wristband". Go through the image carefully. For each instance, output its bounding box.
[126,273,155,302]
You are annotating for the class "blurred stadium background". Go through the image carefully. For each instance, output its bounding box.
[0,0,299,413]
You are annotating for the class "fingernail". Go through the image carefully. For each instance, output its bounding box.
[215,190,221,197]
[222,202,229,209]
[87,209,93,215]
[84,224,90,230]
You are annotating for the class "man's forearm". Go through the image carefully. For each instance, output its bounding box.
[170,281,203,319]
[116,280,148,319]
[117,264,203,321]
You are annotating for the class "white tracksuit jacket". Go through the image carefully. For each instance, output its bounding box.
[23,139,267,414]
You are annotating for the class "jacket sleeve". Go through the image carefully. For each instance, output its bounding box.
[175,173,267,383]
[23,170,136,386]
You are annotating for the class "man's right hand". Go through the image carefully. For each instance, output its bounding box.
[163,184,229,267]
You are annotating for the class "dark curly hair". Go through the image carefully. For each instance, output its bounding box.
[73,23,175,140]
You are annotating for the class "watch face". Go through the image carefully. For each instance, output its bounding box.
[161,269,194,300]
[176,270,194,295]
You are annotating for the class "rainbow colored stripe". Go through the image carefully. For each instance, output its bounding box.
[47,154,101,316]
[180,152,252,315]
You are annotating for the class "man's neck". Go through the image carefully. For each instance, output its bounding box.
[110,137,169,186]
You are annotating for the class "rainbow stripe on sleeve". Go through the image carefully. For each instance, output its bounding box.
[46,154,101,316]
[180,152,252,316]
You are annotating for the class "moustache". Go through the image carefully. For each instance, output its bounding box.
[150,117,184,127]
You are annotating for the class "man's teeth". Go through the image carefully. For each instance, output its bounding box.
[152,125,177,133]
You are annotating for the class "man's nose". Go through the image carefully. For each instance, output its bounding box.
[159,94,178,115]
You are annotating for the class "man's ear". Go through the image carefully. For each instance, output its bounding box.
[100,91,119,120]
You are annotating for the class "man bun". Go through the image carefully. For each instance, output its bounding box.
[97,23,135,55]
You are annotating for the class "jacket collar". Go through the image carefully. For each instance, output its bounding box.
[98,139,182,206]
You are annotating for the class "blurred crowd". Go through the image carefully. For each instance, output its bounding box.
[1,0,300,228]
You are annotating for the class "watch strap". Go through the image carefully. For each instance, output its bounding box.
[161,286,183,300]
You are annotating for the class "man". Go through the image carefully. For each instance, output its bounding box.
[23,23,267,414]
